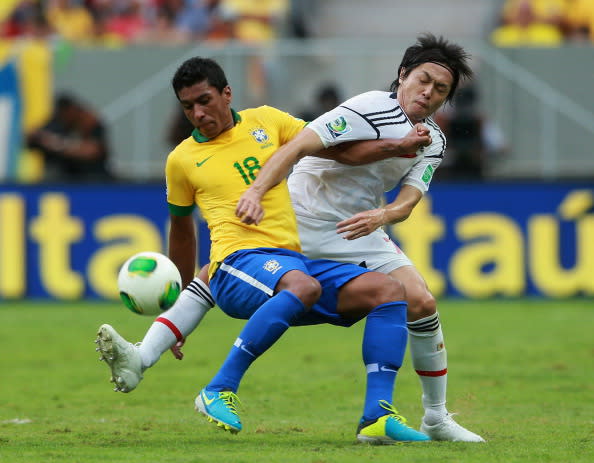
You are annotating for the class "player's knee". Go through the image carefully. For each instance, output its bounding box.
[407,290,437,320]
[361,274,406,307]
[277,271,321,308]
[377,276,406,303]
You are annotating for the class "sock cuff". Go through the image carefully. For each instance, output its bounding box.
[184,277,215,307]
[407,312,440,334]
[371,300,407,317]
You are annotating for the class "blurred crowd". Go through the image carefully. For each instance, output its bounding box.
[0,0,294,46]
[1,0,593,47]
[491,0,594,46]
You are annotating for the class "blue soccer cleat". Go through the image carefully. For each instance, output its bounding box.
[194,388,243,434]
[356,400,431,444]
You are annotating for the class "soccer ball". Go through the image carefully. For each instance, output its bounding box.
[118,252,182,316]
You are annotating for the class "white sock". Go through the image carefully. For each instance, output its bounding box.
[138,278,214,369]
[407,312,448,424]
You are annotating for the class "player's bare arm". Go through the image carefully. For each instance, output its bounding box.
[336,185,423,240]
[168,214,197,286]
[236,127,324,224]
[316,123,431,166]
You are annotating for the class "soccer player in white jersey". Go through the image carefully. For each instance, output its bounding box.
[96,34,483,443]
[235,34,484,442]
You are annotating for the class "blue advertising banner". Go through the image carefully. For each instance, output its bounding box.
[0,182,592,300]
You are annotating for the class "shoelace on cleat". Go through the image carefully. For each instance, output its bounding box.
[219,391,242,416]
[378,400,408,425]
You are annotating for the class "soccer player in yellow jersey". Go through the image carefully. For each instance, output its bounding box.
[96,56,431,443]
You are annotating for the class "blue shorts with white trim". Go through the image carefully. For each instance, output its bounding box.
[210,248,370,327]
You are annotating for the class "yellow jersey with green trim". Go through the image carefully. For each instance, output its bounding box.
[166,105,307,275]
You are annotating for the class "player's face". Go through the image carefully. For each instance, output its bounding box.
[397,62,453,123]
[177,80,233,139]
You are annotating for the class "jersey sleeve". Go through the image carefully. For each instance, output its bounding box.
[165,151,196,216]
[401,142,444,194]
[262,105,307,145]
[306,92,379,148]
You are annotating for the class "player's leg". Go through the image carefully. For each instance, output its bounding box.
[196,249,318,433]
[95,270,215,393]
[138,266,215,366]
[305,258,429,443]
[334,272,430,443]
[389,265,484,442]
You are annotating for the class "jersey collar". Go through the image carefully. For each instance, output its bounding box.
[191,108,241,143]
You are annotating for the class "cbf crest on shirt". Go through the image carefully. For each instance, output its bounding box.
[166,106,307,270]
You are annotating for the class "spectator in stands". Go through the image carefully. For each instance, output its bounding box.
[434,84,507,180]
[27,92,114,182]
[1,1,48,39]
[218,0,289,105]
[46,0,96,43]
[298,83,343,122]
[219,0,288,43]
[100,0,149,43]
[287,0,317,38]
[500,0,566,28]
[166,100,195,148]
[564,0,594,42]
[491,0,563,47]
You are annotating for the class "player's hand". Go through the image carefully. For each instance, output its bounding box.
[236,188,265,225]
[399,123,432,154]
[336,208,386,240]
[170,339,185,360]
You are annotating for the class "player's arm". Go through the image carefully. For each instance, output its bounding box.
[315,123,432,166]
[168,214,197,287]
[336,185,423,240]
[236,127,323,224]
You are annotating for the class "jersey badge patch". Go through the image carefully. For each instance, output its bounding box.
[263,259,282,274]
[422,165,434,185]
[251,128,273,148]
[325,116,352,139]
[251,128,268,143]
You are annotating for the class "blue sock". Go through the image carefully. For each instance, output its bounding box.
[207,290,306,392]
[361,301,408,421]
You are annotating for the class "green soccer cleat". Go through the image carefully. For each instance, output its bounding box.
[357,400,431,444]
[194,388,242,434]
[95,324,143,393]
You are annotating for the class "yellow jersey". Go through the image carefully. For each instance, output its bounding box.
[166,106,306,275]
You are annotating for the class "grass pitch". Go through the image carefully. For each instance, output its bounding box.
[0,298,592,463]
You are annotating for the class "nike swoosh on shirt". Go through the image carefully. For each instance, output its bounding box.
[196,156,213,167]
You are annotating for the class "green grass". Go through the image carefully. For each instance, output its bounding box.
[0,299,593,462]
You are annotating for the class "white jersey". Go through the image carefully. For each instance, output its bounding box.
[288,90,445,222]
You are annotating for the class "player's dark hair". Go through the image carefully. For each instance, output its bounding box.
[389,33,473,103]
[171,57,229,98]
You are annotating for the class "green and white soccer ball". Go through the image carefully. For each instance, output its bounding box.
[118,252,182,316]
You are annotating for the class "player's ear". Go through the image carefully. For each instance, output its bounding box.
[399,68,406,83]
[223,85,232,101]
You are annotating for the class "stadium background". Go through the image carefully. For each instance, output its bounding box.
[0,0,593,301]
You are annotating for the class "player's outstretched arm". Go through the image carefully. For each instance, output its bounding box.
[236,127,324,224]
[336,185,423,240]
[168,214,197,287]
[318,123,432,166]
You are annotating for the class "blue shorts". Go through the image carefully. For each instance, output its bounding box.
[210,248,370,327]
